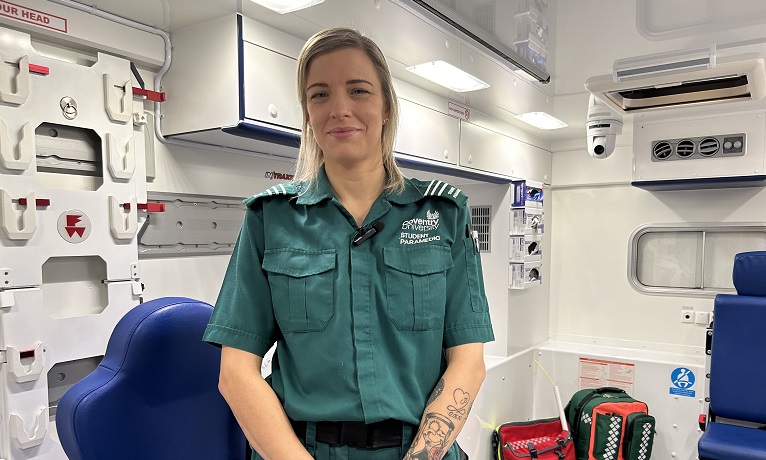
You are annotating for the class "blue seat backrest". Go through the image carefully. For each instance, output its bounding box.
[56,297,246,460]
[710,251,766,425]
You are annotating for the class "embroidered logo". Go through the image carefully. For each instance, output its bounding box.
[400,210,441,244]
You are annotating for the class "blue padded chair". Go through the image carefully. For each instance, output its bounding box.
[56,297,247,460]
[698,251,766,460]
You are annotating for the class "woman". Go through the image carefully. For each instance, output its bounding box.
[203,27,494,460]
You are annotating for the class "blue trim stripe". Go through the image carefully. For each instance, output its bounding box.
[632,175,766,191]
[237,15,245,121]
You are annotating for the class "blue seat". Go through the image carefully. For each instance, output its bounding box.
[56,297,246,460]
[698,252,766,460]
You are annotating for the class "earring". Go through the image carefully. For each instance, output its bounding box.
[383,118,389,125]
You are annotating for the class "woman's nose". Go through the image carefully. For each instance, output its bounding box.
[329,93,352,119]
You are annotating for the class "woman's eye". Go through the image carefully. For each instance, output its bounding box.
[351,88,370,95]
[310,91,328,100]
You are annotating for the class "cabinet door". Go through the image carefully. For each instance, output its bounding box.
[242,42,302,131]
[395,99,459,165]
[459,122,551,181]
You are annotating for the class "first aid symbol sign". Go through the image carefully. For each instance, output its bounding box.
[57,210,91,243]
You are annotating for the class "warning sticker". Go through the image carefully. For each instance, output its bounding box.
[447,101,470,122]
[669,367,696,398]
[578,357,634,394]
[0,1,68,33]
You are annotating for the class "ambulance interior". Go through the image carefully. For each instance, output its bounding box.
[2,0,766,459]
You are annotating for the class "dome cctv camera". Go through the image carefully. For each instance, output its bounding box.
[586,95,623,159]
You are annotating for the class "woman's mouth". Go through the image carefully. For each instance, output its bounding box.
[329,127,359,138]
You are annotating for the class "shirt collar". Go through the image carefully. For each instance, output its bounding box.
[295,165,423,206]
[385,177,424,205]
[295,165,336,205]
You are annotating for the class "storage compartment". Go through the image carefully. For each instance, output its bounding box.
[459,121,551,181]
[394,99,459,165]
[161,15,303,158]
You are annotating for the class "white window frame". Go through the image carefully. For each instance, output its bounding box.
[628,223,766,298]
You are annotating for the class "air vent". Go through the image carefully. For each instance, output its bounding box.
[676,139,695,157]
[470,205,491,252]
[651,133,746,162]
[653,141,673,160]
[474,1,496,35]
[699,137,720,156]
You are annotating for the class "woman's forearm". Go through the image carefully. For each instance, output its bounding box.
[219,346,314,460]
[403,343,486,460]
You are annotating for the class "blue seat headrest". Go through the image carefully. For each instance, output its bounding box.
[733,251,766,297]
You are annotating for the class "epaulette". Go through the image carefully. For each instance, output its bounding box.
[244,183,301,208]
[416,179,468,207]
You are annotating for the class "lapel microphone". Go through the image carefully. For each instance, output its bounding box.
[352,220,385,246]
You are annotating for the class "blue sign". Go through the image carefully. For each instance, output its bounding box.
[669,367,696,397]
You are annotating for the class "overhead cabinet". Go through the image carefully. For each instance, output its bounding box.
[395,99,459,166]
[459,121,551,183]
[161,15,552,183]
[162,15,303,158]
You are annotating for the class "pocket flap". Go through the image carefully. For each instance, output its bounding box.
[383,246,453,275]
[262,248,336,277]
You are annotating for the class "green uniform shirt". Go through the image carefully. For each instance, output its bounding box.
[203,167,494,426]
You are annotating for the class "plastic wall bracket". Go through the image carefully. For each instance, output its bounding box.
[7,342,44,383]
[109,195,137,240]
[0,290,15,309]
[103,73,132,123]
[106,133,135,179]
[0,55,30,105]
[0,120,34,170]
[10,407,48,449]
[0,190,37,240]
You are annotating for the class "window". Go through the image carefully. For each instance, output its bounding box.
[629,224,766,296]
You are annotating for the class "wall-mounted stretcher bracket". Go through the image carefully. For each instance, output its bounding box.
[0,55,30,105]
[7,342,44,383]
[0,190,37,240]
[109,195,137,240]
[0,120,34,170]
[106,133,135,180]
[10,407,48,449]
[0,290,15,309]
[103,73,132,123]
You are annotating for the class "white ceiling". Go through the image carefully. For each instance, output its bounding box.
[52,0,569,141]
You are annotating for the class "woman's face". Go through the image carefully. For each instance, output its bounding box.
[304,47,388,168]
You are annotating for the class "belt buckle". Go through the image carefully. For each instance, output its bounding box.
[339,421,369,448]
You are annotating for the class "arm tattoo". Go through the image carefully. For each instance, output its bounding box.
[447,388,471,421]
[404,413,455,460]
[425,378,445,408]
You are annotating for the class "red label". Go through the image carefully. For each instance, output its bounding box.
[0,1,68,33]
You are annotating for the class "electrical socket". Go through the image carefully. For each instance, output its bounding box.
[680,310,694,323]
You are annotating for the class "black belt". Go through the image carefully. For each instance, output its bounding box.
[290,418,411,449]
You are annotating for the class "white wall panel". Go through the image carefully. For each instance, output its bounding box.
[548,181,766,347]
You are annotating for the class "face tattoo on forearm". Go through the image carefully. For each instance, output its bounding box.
[405,413,455,460]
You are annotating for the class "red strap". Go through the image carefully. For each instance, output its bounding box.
[132,87,166,102]
[29,64,49,75]
[18,198,51,207]
[123,202,166,213]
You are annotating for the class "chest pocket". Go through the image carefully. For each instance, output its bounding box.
[383,245,453,331]
[262,248,336,333]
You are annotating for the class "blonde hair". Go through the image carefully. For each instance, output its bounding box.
[294,27,404,193]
